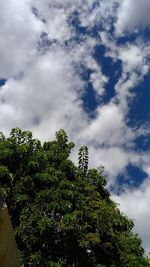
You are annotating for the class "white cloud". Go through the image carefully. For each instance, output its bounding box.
[81,54,109,96]
[112,178,150,253]
[89,146,130,180]
[99,32,150,110]
[119,45,143,71]
[0,0,44,78]
[0,49,86,140]
[79,103,133,147]
[115,0,150,36]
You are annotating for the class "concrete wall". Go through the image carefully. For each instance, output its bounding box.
[0,205,20,267]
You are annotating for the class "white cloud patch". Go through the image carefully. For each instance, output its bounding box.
[0,0,44,78]
[112,178,150,253]
[0,49,86,140]
[100,32,150,109]
[89,146,130,179]
[119,45,143,71]
[79,103,133,147]
[115,0,150,35]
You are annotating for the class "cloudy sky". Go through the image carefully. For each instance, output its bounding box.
[0,0,150,253]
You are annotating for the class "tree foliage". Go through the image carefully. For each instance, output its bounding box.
[78,146,89,175]
[0,128,149,267]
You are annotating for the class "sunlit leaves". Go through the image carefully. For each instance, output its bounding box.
[0,128,149,266]
[78,146,89,175]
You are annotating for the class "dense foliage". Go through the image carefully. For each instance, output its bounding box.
[0,128,149,267]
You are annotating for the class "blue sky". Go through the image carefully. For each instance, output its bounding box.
[0,0,150,253]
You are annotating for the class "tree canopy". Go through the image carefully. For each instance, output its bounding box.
[0,128,149,267]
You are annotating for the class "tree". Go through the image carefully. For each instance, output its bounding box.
[78,146,89,175]
[0,128,149,267]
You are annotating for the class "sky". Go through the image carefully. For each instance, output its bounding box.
[0,0,150,253]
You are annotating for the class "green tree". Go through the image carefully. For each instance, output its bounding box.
[78,146,89,175]
[0,128,149,267]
